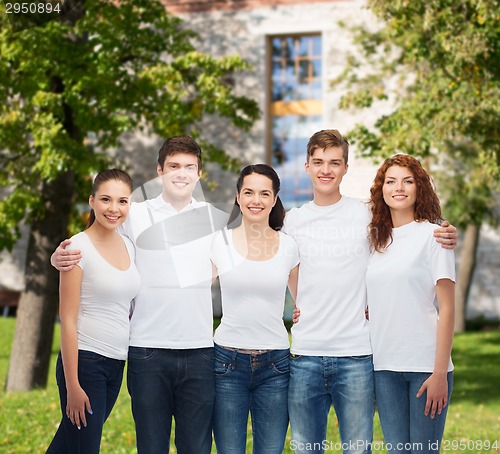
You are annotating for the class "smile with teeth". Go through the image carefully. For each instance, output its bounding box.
[172,181,189,188]
[393,195,407,200]
[248,207,264,213]
[318,176,333,182]
[105,215,120,221]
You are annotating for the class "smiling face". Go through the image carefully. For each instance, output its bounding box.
[305,146,348,205]
[157,151,201,207]
[89,179,131,231]
[236,173,277,225]
[382,165,417,219]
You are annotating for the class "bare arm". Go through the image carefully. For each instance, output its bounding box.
[59,267,92,429]
[433,221,458,250]
[51,239,82,272]
[287,265,299,303]
[416,278,455,418]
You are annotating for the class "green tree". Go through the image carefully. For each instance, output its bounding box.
[1,0,259,391]
[334,0,500,331]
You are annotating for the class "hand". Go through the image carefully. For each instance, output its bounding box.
[433,221,458,250]
[52,239,82,271]
[66,384,92,429]
[416,373,448,419]
[292,305,301,324]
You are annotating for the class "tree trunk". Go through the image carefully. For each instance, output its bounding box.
[454,223,481,333]
[6,171,74,391]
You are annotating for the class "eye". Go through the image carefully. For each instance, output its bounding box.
[186,165,197,172]
[404,179,414,184]
[101,197,110,201]
[120,199,129,204]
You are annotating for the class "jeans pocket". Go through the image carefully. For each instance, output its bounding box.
[272,354,290,375]
[127,346,157,361]
[348,354,373,361]
[78,350,106,362]
[289,353,302,362]
[214,360,231,376]
[199,347,215,362]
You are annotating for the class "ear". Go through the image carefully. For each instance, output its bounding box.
[157,163,163,177]
[304,160,311,175]
[196,168,202,180]
[343,163,349,176]
[272,195,277,207]
[89,195,94,209]
[236,190,241,207]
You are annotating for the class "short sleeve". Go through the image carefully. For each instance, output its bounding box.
[429,236,456,284]
[66,232,87,270]
[282,233,299,270]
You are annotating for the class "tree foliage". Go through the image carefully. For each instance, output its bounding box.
[334,0,500,228]
[0,0,259,251]
[1,0,260,390]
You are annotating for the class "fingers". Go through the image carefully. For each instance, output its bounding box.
[59,239,72,249]
[65,402,92,430]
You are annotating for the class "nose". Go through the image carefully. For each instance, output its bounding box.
[320,162,331,174]
[108,201,119,212]
[251,193,262,205]
[395,181,405,192]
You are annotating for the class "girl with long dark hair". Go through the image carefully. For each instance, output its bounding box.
[211,164,299,454]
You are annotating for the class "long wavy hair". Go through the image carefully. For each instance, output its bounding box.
[368,154,442,252]
[227,164,286,231]
[86,169,133,229]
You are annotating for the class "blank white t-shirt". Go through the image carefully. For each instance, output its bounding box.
[366,221,455,372]
[212,229,299,350]
[283,197,372,356]
[120,195,228,349]
[68,232,140,360]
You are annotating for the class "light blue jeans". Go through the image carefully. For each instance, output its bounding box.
[288,354,375,454]
[374,371,453,454]
[213,344,290,454]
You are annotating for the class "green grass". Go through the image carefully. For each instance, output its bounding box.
[1,318,499,453]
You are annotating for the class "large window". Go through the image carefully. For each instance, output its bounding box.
[268,34,323,208]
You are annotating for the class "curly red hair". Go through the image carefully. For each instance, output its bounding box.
[368,154,443,252]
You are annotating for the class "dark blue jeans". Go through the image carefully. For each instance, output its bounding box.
[213,344,290,454]
[127,346,215,454]
[46,350,125,454]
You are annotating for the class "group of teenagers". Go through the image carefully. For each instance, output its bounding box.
[46,129,458,454]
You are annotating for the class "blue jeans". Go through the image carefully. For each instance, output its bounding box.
[127,347,214,454]
[47,350,125,454]
[374,371,453,454]
[288,355,375,454]
[213,344,290,454]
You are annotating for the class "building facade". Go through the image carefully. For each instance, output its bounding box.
[1,0,499,322]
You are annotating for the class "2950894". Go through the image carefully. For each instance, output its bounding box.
[5,2,62,14]
[442,439,499,451]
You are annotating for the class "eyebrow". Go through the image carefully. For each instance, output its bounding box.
[242,187,272,192]
[385,175,413,180]
[99,194,129,198]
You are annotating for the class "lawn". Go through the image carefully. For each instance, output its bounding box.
[1,318,499,453]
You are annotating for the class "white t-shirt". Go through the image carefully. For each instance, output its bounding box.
[283,197,372,356]
[366,221,455,372]
[67,232,140,360]
[120,195,228,349]
[212,229,299,350]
